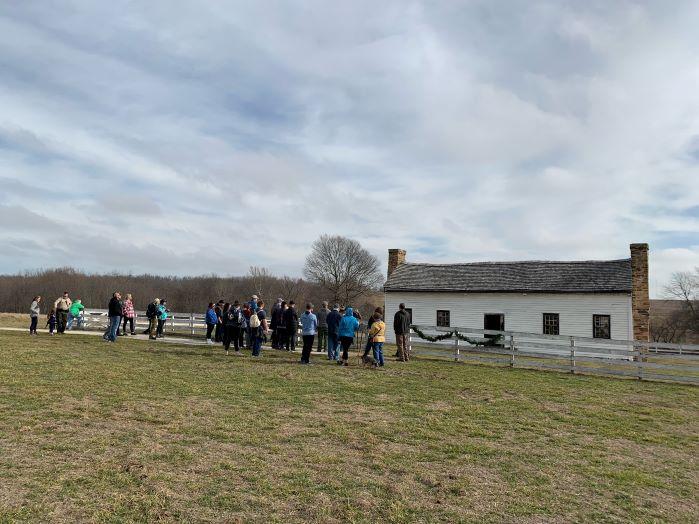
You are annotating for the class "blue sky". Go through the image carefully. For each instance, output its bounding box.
[0,1,697,297]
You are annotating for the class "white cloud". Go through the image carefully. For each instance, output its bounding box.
[0,0,698,296]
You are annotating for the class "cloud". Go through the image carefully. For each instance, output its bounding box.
[0,0,698,297]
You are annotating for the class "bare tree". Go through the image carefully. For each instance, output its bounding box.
[248,266,273,300]
[303,235,382,306]
[664,269,698,330]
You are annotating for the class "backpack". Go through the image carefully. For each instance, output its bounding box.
[146,302,157,319]
[227,309,244,327]
[249,311,261,329]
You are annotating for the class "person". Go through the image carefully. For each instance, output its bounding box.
[106,292,122,342]
[368,312,386,368]
[283,301,299,352]
[224,301,245,355]
[248,295,259,313]
[270,298,284,349]
[338,306,360,366]
[220,302,231,346]
[316,301,330,353]
[242,303,252,349]
[205,302,217,344]
[214,300,225,343]
[157,299,169,338]
[146,298,160,340]
[122,294,135,335]
[67,299,85,330]
[46,308,57,335]
[394,303,412,362]
[326,304,342,361]
[363,307,384,359]
[300,303,318,364]
[53,291,72,334]
[252,300,268,357]
[29,296,41,335]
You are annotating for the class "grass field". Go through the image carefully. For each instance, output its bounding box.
[0,329,697,523]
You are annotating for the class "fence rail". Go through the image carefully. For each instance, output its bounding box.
[409,325,699,385]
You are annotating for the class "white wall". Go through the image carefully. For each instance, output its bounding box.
[384,292,633,342]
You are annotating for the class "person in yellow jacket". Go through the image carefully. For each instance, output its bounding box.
[368,312,386,368]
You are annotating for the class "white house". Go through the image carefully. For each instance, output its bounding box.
[383,244,650,343]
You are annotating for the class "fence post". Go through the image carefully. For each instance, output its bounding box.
[509,334,515,368]
[454,333,460,362]
[190,313,194,335]
[637,343,643,380]
[570,337,576,374]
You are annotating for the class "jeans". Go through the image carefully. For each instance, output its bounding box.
[157,319,165,337]
[107,315,120,341]
[123,316,134,334]
[373,342,384,366]
[214,322,223,342]
[67,314,74,330]
[206,323,215,339]
[363,336,373,357]
[327,333,339,360]
[301,334,314,363]
[340,336,354,362]
[29,316,38,334]
[317,327,328,352]
[252,335,263,356]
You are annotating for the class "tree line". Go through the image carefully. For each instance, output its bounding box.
[0,235,385,317]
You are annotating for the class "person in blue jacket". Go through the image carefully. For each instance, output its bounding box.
[205,303,217,344]
[337,306,360,366]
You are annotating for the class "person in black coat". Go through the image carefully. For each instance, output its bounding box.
[283,301,299,351]
[394,303,412,361]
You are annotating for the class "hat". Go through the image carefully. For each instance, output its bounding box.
[233,300,240,306]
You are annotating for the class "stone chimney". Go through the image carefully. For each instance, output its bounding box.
[387,249,407,278]
[630,243,650,342]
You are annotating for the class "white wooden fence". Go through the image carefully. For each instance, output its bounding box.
[409,325,699,385]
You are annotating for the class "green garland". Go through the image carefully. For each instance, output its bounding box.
[411,326,502,347]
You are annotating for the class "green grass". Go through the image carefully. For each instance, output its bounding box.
[0,330,697,523]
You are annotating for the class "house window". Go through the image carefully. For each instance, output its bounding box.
[593,315,611,339]
[543,313,560,335]
[436,310,450,327]
[405,308,413,324]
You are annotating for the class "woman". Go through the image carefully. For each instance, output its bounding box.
[122,294,136,335]
[220,302,231,347]
[337,306,360,366]
[205,302,217,344]
[368,312,386,368]
[29,296,41,335]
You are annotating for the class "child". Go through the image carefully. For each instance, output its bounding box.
[46,309,57,335]
[368,312,386,368]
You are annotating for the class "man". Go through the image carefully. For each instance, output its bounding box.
[146,298,160,340]
[394,303,412,362]
[248,295,259,313]
[326,304,342,361]
[300,303,318,364]
[270,298,283,348]
[283,301,299,352]
[106,292,122,342]
[316,301,330,353]
[54,291,72,334]
[225,300,246,355]
[252,300,268,357]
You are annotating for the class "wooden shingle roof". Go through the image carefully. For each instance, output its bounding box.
[384,259,632,294]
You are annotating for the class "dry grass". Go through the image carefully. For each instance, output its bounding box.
[0,330,697,522]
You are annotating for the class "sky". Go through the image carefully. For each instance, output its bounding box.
[0,1,697,297]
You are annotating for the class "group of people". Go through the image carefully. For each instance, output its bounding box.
[204,299,413,366]
[28,290,415,365]
[29,292,86,335]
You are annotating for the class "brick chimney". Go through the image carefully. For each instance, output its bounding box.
[387,249,407,278]
[630,243,650,342]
